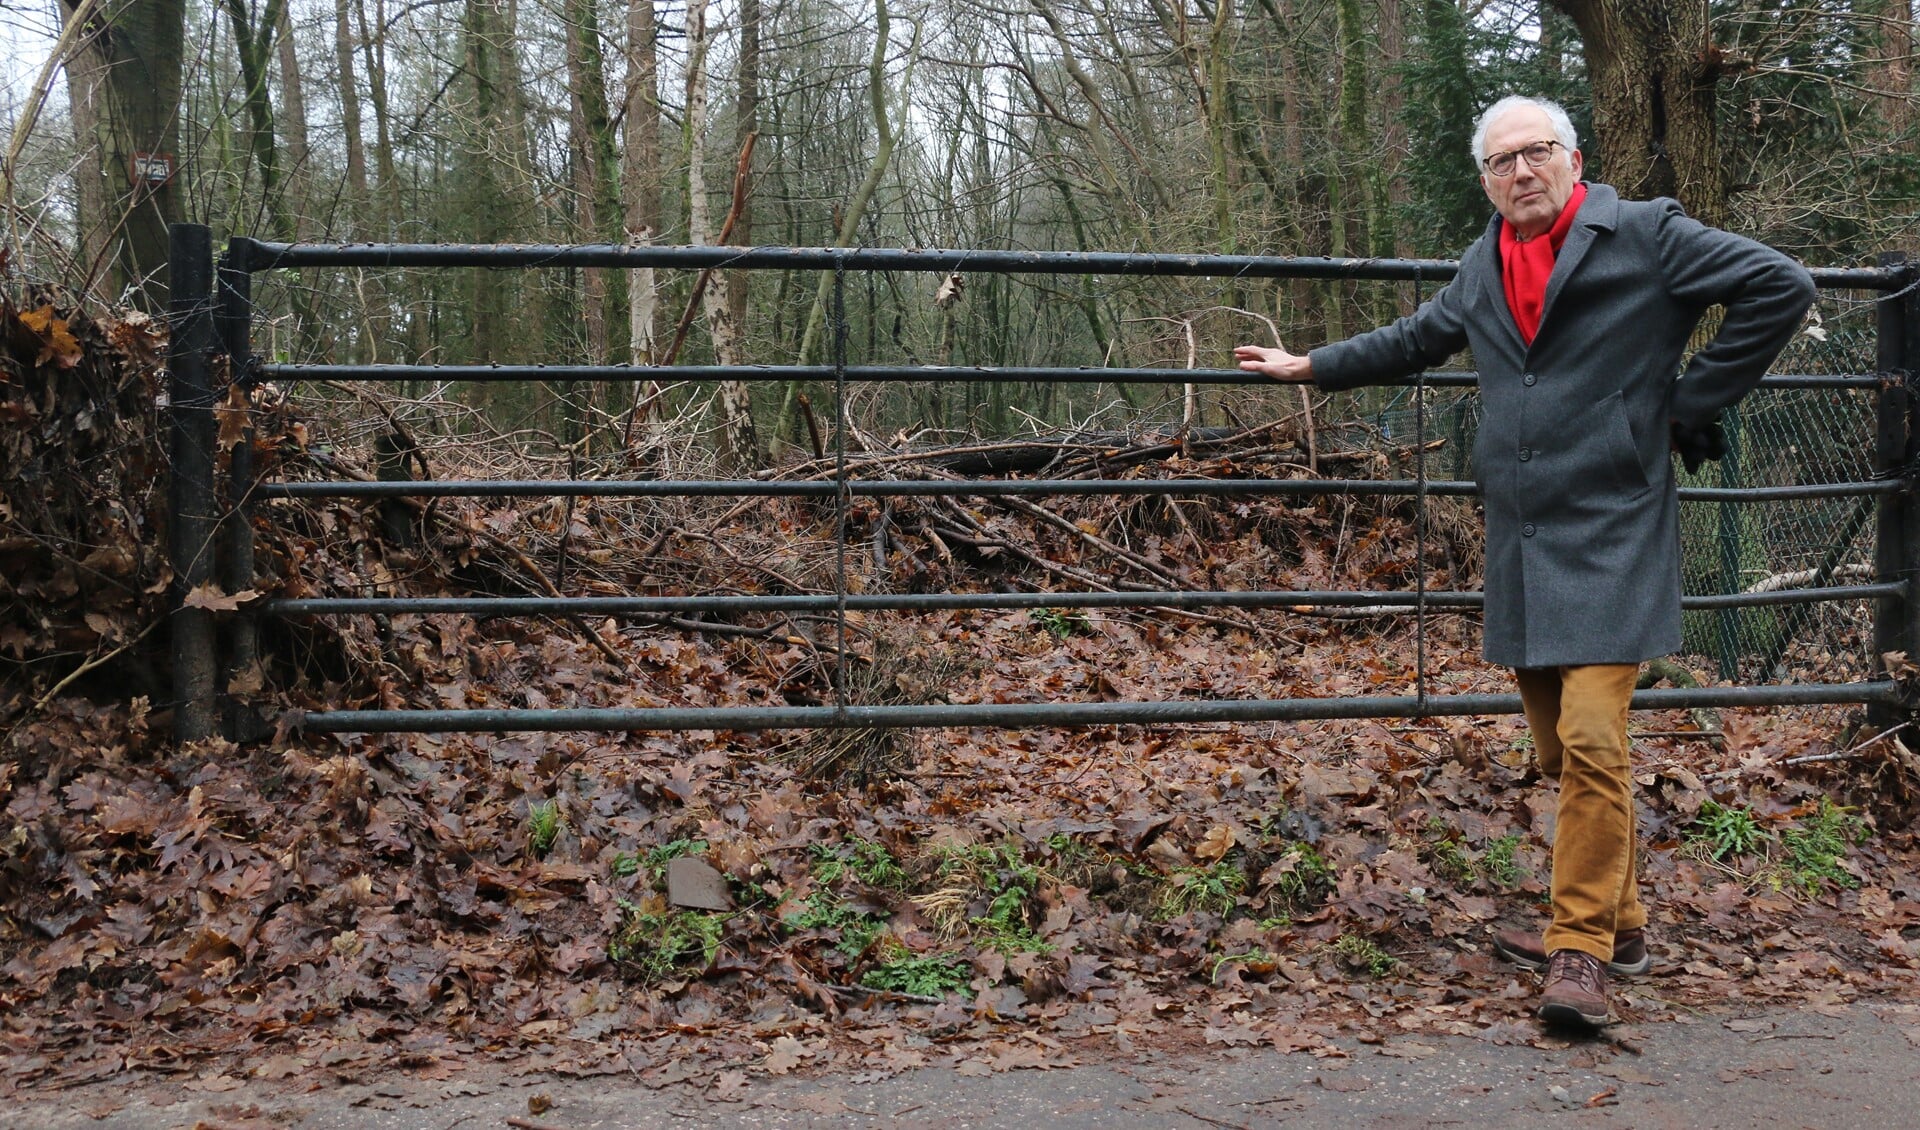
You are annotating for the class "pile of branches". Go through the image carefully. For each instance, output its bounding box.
[0,297,171,737]
[256,419,1480,711]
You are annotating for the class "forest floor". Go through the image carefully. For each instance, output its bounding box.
[4,299,1919,1119]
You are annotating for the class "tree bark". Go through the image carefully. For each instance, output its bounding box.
[220,0,291,240]
[565,0,622,371]
[1855,0,1914,135]
[728,0,759,334]
[685,0,760,469]
[624,0,663,370]
[1549,0,1724,223]
[60,0,187,310]
[273,0,312,241]
[794,0,909,367]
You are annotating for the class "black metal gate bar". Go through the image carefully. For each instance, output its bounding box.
[166,224,220,742]
[251,362,1887,391]
[256,583,1900,618]
[831,257,850,715]
[227,238,1908,291]
[215,240,260,732]
[1871,251,1917,728]
[254,478,1899,502]
[1412,268,1431,709]
[169,232,1919,741]
[293,681,1904,735]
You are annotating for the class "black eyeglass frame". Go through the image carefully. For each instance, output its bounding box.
[1481,139,1565,177]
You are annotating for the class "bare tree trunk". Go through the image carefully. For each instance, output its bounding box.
[60,0,186,309]
[273,1,312,241]
[795,0,910,365]
[624,0,663,378]
[221,0,291,238]
[728,0,759,333]
[1029,0,1169,212]
[566,0,621,372]
[1377,0,1408,259]
[1856,0,1914,135]
[1550,0,1724,223]
[684,0,759,469]
[336,0,368,211]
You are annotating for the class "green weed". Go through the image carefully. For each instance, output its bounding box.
[1688,801,1768,861]
[1030,608,1091,639]
[1156,860,1247,921]
[1480,834,1524,888]
[644,838,709,877]
[860,950,972,997]
[786,889,886,957]
[811,838,907,889]
[608,902,725,981]
[610,852,640,877]
[1425,822,1525,889]
[527,800,563,859]
[1322,933,1396,978]
[1423,819,1475,885]
[1767,799,1869,897]
[918,843,1053,954]
[1266,841,1334,910]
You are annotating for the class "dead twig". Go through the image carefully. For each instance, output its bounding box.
[1,618,159,745]
[1703,721,1914,781]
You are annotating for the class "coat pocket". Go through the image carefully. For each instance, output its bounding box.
[1599,390,1652,498]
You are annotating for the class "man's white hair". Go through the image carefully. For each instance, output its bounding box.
[1471,95,1579,167]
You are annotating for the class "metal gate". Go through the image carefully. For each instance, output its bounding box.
[164,225,1918,742]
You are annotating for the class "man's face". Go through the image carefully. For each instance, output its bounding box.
[1479,106,1584,239]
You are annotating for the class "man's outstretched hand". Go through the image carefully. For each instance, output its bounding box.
[1234,344,1314,383]
[1671,417,1728,474]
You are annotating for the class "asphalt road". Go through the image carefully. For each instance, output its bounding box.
[15,999,1920,1129]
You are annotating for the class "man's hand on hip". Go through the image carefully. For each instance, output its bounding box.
[1670,416,1728,474]
[1235,344,1314,383]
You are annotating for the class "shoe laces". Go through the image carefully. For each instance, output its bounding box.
[1545,949,1605,994]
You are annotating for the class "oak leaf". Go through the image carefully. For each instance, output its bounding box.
[18,304,81,368]
[181,583,260,611]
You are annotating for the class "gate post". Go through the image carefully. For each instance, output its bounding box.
[1871,252,1916,727]
[167,224,219,742]
[216,242,265,739]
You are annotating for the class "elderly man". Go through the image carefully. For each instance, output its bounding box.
[1236,95,1814,1029]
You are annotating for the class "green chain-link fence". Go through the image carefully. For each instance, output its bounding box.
[1353,287,1885,684]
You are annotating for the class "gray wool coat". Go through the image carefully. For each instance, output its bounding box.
[1308,182,1815,668]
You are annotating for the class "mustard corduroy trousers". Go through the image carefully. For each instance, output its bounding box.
[1513,663,1647,963]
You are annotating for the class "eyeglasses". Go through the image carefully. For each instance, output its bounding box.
[1482,140,1564,177]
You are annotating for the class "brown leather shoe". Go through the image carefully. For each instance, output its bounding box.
[1493,925,1650,975]
[1537,948,1611,1030]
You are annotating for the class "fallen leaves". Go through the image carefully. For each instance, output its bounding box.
[3,315,1917,1098]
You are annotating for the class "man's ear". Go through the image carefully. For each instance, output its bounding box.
[1570,148,1585,179]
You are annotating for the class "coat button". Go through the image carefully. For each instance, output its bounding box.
[1518,447,1532,462]
[1523,373,1537,386]
[1522,523,1536,537]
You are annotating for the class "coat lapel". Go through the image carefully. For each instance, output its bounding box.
[1536,183,1617,339]
[1467,218,1527,355]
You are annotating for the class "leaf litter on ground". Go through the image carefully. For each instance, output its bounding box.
[3,314,1919,1097]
